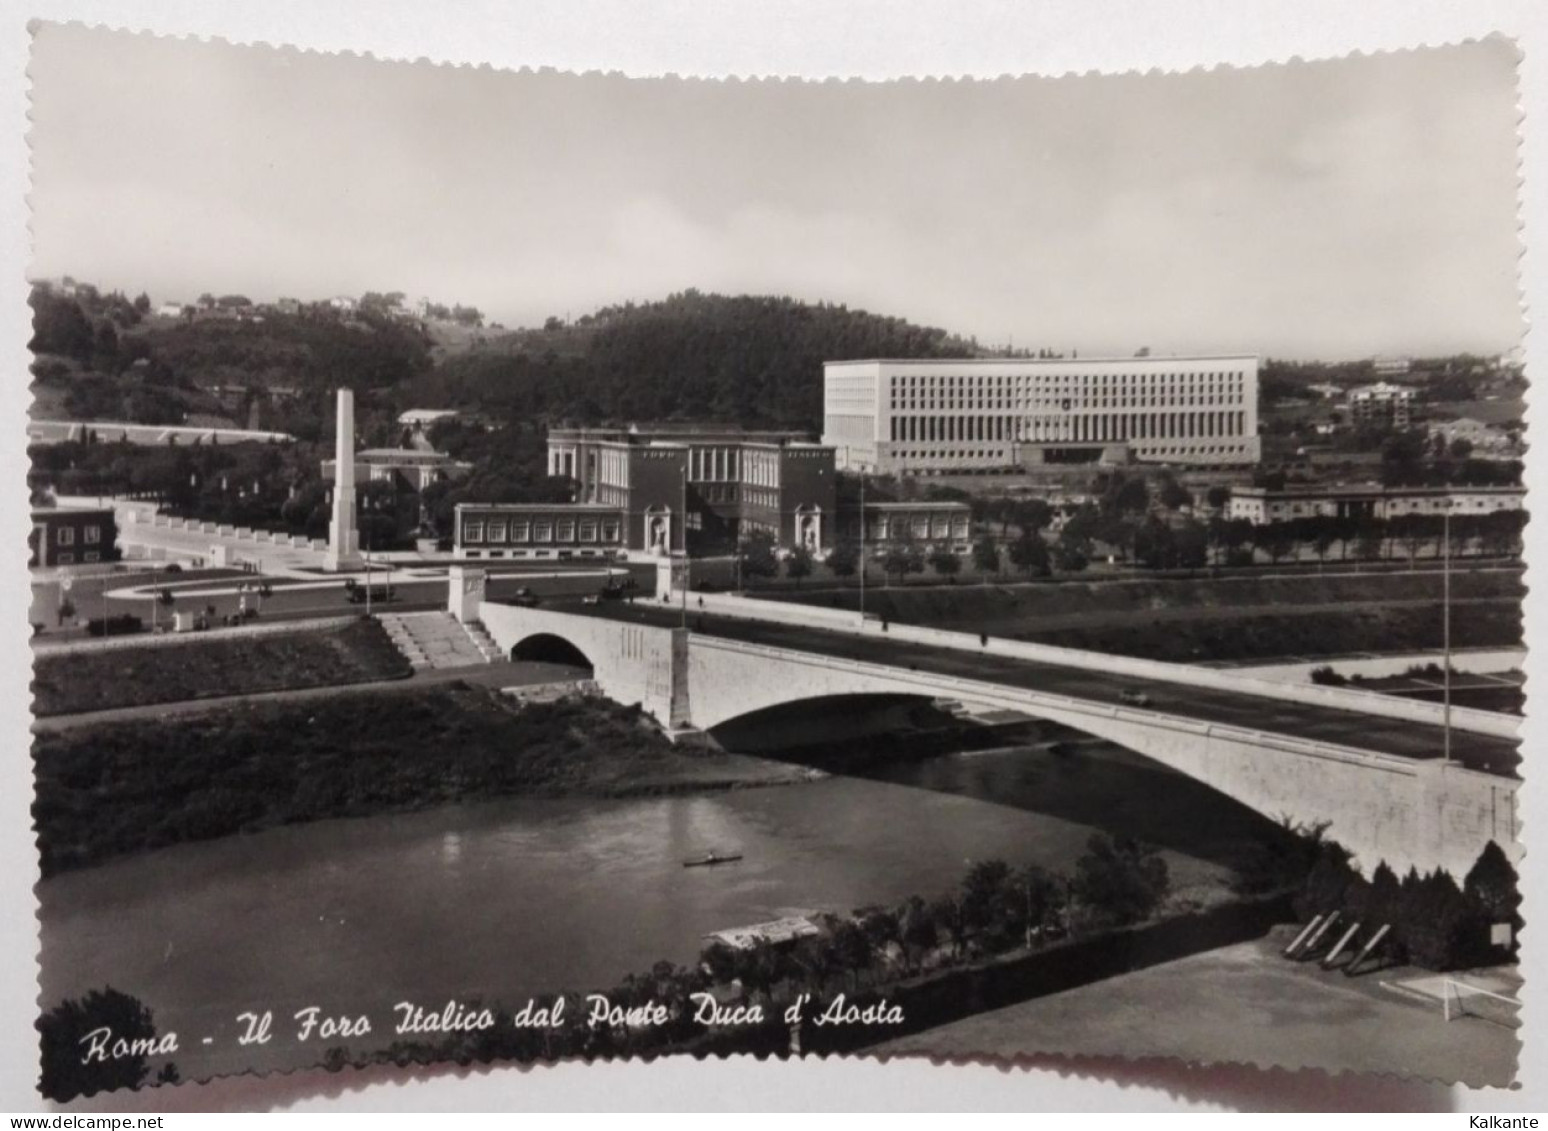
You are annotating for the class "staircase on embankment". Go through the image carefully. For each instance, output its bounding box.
[379,612,502,671]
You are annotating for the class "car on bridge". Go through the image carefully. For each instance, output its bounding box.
[1119,688,1153,708]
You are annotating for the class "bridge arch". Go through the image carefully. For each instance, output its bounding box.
[510,632,595,672]
[708,691,950,753]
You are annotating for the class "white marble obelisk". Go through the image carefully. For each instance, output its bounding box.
[324,388,364,571]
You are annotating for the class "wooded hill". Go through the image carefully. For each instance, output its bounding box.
[30,285,982,433]
[410,291,980,428]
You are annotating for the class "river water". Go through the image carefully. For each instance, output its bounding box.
[36,738,1278,1079]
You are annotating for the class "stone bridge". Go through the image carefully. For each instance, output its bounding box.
[477,600,1520,879]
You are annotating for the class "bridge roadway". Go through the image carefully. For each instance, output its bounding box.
[560,601,1520,778]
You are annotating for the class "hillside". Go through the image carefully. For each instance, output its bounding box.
[409,291,983,428]
[30,284,981,434]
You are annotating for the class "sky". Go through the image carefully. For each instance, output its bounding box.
[26,24,1526,361]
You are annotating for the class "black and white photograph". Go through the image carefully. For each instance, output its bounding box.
[12,12,1536,1109]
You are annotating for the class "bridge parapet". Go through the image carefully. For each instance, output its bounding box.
[681,591,1517,739]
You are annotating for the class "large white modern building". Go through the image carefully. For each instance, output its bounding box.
[823,356,1261,474]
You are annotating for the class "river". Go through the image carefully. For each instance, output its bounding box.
[36,736,1280,1080]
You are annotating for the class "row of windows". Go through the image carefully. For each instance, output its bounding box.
[884,439,1254,463]
[888,411,1248,444]
[688,447,741,482]
[55,525,103,546]
[887,370,1247,389]
[51,551,101,564]
[462,518,622,545]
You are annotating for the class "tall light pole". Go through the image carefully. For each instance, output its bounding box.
[1442,497,1452,765]
[680,463,688,630]
[858,462,867,625]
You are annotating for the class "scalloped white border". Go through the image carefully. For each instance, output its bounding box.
[2,0,1545,1114]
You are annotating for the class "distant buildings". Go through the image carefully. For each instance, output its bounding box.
[1346,382,1414,430]
[26,421,295,446]
[1227,483,1524,525]
[29,505,119,567]
[1371,356,1413,376]
[836,502,973,553]
[1429,417,1519,457]
[322,448,473,492]
[398,408,465,433]
[822,355,1261,475]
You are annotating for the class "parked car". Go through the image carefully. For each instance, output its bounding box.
[345,580,395,604]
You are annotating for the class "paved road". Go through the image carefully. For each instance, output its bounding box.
[33,562,656,641]
[567,601,1520,777]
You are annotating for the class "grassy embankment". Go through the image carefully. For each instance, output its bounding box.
[32,686,800,876]
[760,571,1523,663]
[31,618,412,716]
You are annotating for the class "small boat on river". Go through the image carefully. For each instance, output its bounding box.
[683,850,743,868]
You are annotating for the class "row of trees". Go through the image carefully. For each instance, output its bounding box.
[1293,838,1521,971]
[35,832,1171,1094]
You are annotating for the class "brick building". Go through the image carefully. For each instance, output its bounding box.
[543,425,838,554]
[453,502,625,560]
[29,506,119,567]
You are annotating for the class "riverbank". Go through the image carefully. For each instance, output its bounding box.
[875,927,1518,1086]
[31,684,811,875]
[31,617,411,715]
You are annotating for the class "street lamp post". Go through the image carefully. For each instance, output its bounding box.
[1442,499,1452,765]
[687,467,693,631]
[858,465,867,625]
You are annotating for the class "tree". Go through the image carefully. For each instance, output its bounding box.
[1258,524,1296,565]
[785,544,813,586]
[1052,541,1088,573]
[960,859,1017,949]
[928,545,961,578]
[1205,485,1231,511]
[38,988,174,1102]
[882,529,924,583]
[1019,864,1064,944]
[1463,841,1521,930]
[826,540,858,579]
[1157,474,1191,511]
[971,535,1000,577]
[28,287,95,363]
[1071,834,1170,928]
[1172,517,1209,569]
[739,529,779,580]
[1008,530,1050,577]
[1011,498,1054,535]
[1132,516,1174,569]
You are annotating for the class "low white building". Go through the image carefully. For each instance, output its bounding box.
[1228,483,1524,525]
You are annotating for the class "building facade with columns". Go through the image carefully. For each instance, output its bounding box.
[543,425,838,554]
[823,355,1261,475]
